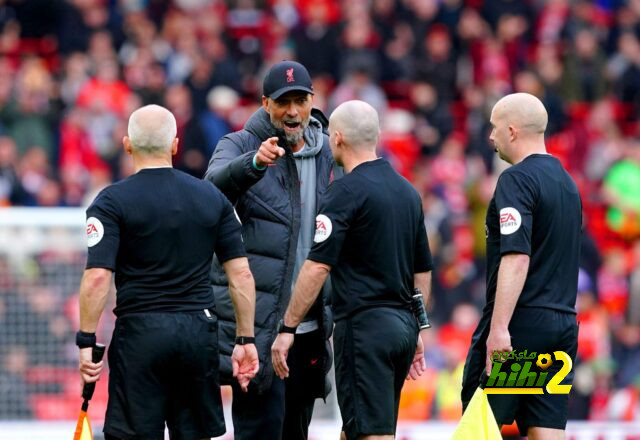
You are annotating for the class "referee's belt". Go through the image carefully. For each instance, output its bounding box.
[296,319,319,334]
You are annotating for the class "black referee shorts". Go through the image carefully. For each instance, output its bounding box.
[103,310,225,440]
[461,307,578,436]
[334,307,418,440]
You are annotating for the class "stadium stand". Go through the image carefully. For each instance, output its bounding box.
[0,0,639,435]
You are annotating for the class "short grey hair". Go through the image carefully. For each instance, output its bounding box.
[330,100,380,149]
[127,105,177,154]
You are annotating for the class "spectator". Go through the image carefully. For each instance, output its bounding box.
[414,25,457,102]
[163,83,208,177]
[337,5,381,80]
[17,147,51,206]
[613,32,640,116]
[379,21,416,82]
[514,70,567,136]
[59,53,91,107]
[76,58,131,116]
[410,81,453,155]
[0,346,32,419]
[597,249,629,320]
[0,136,26,205]
[0,58,55,161]
[576,271,611,362]
[611,323,640,388]
[328,67,388,116]
[199,85,237,156]
[292,2,339,78]
[0,0,639,425]
[136,62,167,106]
[186,52,242,114]
[562,28,608,103]
[602,140,640,240]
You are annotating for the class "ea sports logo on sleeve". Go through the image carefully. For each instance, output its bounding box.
[499,207,521,235]
[86,217,104,247]
[314,214,332,243]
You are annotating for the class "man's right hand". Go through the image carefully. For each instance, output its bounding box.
[254,137,285,168]
[406,333,427,380]
[232,343,260,392]
[78,347,103,386]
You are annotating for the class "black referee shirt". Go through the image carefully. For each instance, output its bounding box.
[485,154,581,313]
[85,167,246,317]
[308,158,433,321]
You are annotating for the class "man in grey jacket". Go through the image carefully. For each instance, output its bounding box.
[204,61,338,440]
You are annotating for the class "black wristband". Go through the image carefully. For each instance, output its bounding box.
[278,318,297,334]
[76,331,96,348]
[235,336,256,345]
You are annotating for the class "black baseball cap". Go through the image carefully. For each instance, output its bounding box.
[263,60,314,99]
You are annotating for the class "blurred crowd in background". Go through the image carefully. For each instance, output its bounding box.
[0,0,640,425]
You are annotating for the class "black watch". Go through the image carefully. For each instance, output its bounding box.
[235,336,255,345]
[278,318,297,334]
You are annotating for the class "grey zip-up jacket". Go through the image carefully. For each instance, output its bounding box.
[204,107,337,395]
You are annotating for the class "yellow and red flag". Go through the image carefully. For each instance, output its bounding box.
[74,343,105,440]
[73,410,93,440]
[451,387,502,440]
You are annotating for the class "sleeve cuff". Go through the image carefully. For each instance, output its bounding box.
[307,253,337,268]
[85,262,116,271]
[500,246,531,256]
[415,262,434,273]
[217,250,248,264]
[252,154,267,171]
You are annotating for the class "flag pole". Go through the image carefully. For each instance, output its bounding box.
[73,343,106,440]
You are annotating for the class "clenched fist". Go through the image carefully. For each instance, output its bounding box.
[254,137,285,168]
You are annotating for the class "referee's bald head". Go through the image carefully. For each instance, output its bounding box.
[127,105,177,155]
[492,93,548,136]
[489,93,549,164]
[329,100,380,151]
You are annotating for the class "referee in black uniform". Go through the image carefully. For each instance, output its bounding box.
[461,93,581,439]
[271,100,434,440]
[76,104,259,440]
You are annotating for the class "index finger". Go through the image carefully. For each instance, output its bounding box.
[278,353,289,378]
[238,375,249,392]
[267,137,279,146]
[486,354,493,376]
[274,350,289,379]
[81,360,103,369]
[407,364,419,380]
[81,364,103,375]
[81,372,100,384]
[232,357,239,378]
[272,351,283,378]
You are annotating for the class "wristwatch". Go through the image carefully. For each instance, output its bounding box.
[235,336,256,345]
[277,318,297,334]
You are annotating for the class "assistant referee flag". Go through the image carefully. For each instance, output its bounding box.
[73,343,105,440]
[452,387,501,440]
[73,411,93,440]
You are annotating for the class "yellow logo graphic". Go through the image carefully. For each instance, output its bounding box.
[536,353,553,370]
[484,351,573,395]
